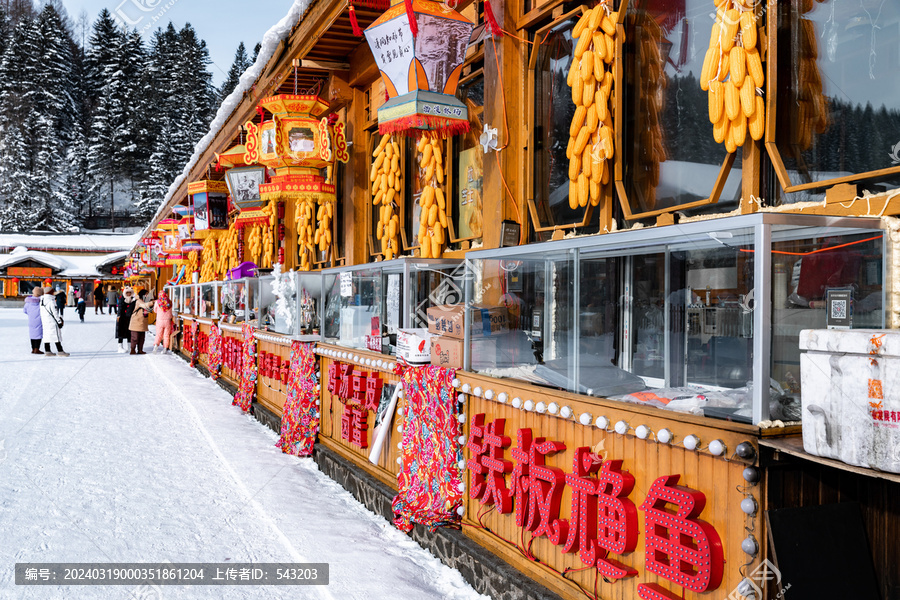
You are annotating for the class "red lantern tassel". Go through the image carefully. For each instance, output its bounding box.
[484,0,503,38]
[349,4,363,37]
[404,0,418,38]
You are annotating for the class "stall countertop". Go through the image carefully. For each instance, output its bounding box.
[760,436,900,484]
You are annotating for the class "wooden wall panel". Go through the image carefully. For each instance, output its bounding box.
[255,337,293,416]
[458,372,762,600]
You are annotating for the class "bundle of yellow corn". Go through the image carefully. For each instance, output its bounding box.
[295,197,317,271]
[702,0,766,152]
[566,1,616,210]
[416,135,447,259]
[372,134,402,260]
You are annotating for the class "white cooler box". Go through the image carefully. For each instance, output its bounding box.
[800,329,900,473]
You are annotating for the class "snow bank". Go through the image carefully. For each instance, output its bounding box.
[148,0,313,231]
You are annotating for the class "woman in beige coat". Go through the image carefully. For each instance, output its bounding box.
[128,289,154,355]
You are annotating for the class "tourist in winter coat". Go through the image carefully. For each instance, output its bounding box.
[76,297,86,322]
[116,287,136,352]
[107,286,118,315]
[129,289,153,355]
[40,287,69,356]
[55,287,66,316]
[67,286,75,307]
[94,283,104,314]
[23,287,44,354]
[152,290,175,353]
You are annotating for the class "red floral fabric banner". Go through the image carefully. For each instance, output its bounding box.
[391,365,463,533]
[189,320,200,367]
[277,341,319,457]
[207,324,223,381]
[232,322,257,412]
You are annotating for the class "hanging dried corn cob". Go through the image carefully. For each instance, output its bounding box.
[566,0,617,211]
[630,14,667,209]
[371,134,402,260]
[792,2,829,151]
[200,235,219,282]
[702,0,766,153]
[416,134,447,259]
[220,225,240,275]
[295,197,316,271]
[314,198,334,261]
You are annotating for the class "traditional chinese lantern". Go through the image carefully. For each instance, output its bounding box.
[244,94,350,269]
[364,0,474,138]
[219,143,269,227]
[188,180,230,235]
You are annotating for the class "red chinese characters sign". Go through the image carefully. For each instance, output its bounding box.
[7,266,52,277]
[327,361,383,449]
[467,414,724,599]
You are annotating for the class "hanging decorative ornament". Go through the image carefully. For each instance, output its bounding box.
[246,94,349,271]
[479,123,498,154]
[188,180,230,237]
[364,0,474,138]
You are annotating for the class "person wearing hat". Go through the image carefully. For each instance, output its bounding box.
[106,286,119,316]
[128,289,153,355]
[55,286,66,316]
[152,290,174,353]
[116,286,136,353]
[39,286,69,356]
[93,282,104,315]
[23,286,44,354]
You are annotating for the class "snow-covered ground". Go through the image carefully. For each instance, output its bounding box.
[0,308,488,600]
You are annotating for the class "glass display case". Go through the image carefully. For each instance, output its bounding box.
[258,271,323,340]
[465,214,886,424]
[179,284,197,316]
[219,278,257,324]
[322,258,464,353]
[198,282,220,318]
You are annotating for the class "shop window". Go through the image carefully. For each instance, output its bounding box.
[620,2,742,221]
[367,129,405,260]
[18,280,37,296]
[450,71,485,247]
[767,0,900,203]
[531,11,602,233]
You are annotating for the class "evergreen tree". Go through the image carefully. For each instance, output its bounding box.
[218,41,251,103]
[252,42,261,63]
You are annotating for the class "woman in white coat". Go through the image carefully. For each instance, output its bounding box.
[40,287,70,356]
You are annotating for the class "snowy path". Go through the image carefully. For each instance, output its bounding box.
[0,308,488,600]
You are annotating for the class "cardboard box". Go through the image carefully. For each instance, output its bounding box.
[426,304,508,339]
[431,335,464,369]
[396,328,433,364]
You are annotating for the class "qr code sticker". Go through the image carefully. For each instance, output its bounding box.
[831,299,847,319]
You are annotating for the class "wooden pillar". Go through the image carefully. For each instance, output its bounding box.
[741,139,762,214]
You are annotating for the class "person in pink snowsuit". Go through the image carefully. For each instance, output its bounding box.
[153,290,175,353]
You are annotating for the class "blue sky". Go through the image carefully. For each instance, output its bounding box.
[60,0,293,85]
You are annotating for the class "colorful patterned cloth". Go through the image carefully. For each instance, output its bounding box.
[189,320,200,368]
[232,322,257,412]
[207,324,223,381]
[277,341,319,457]
[391,365,463,533]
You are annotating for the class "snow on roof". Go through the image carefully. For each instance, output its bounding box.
[146,0,314,236]
[0,232,141,253]
[0,248,127,278]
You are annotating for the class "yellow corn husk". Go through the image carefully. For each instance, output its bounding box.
[586,103,599,131]
[746,48,764,88]
[730,46,746,83]
[421,185,434,208]
[581,51,594,81]
[588,5,604,31]
[600,126,614,160]
[386,187,396,206]
[391,140,400,157]
[725,79,740,121]
[593,51,605,81]
[582,145,593,179]
[432,142,443,166]
[574,29,592,58]
[376,220,384,240]
[572,74,584,106]
[593,32,607,61]
[740,11,757,49]
[439,207,447,228]
[569,180,579,209]
[590,148,603,183]
[589,179,600,204]
[604,34,615,63]
[574,126,591,155]
[600,158,610,185]
[373,152,385,170]
[600,16,615,36]
[370,163,379,181]
[717,48,730,81]
[722,10,739,51]
[567,58,580,87]
[435,187,446,210]
[709,21,722,48]
[700,48,715,91]
[595,90,609,121]
[385,142,393,159]
[725,124,737,153]
[569,154,581,181]
[713,112,728,144]
[431,237,441,259]
[428,204,438,226]
[391,155,400,173]
[567,136,574,159]
[749,96,765,141]
[417,136,429,152]
[740,75,756,118]
[578,173,589,207]
[582,78,595,108]
[419,205,428,225]
[420,144,433,167]
[425,162,435,182]
[572,9,591,38]
[570,105,587,137]
[373,189,383,205]
[709,80,724,124]
[732,110,747,147]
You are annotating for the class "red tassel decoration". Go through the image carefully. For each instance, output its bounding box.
[349,4,363,37]
[404,0,418,38]
[484,0,503,38]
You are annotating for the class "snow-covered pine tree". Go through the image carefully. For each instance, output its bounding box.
[219,41,251,104]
